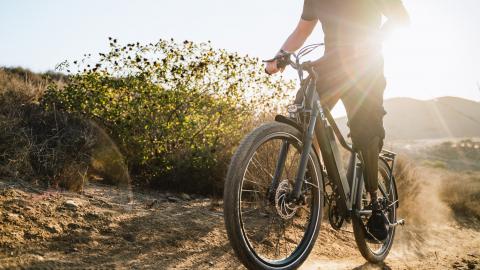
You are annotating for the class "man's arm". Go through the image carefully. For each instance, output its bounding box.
[380,0,410,25]
[265,0,318,75]
[377,0,410,39]
[265,19,317,75]
[280,19,317,53]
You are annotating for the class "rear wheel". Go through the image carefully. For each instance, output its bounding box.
[352,159,398,263]
[223,122,323,270]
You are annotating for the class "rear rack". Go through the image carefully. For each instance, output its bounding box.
[380,149,396,161]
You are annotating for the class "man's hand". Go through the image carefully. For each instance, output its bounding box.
[265,60,280,75]
[265,18,317,75]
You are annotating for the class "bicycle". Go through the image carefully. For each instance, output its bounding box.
[223,44,404,270]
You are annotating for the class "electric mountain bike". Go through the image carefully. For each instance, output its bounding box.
[223,44,404,270]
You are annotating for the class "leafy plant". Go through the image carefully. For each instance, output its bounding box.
[43,38,294,194]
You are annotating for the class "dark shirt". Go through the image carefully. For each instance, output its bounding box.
[302,0,407,54]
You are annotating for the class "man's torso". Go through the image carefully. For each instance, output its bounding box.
[302,0,384,54]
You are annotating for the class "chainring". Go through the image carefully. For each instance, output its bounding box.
[325,179,345,230]
[328,199,345,230]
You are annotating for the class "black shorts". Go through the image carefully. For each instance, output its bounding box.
[312,53,387,150]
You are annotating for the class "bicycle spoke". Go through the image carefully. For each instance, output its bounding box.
[243,178,268,189]
[238,136,320,263]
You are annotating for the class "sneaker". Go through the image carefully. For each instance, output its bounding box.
[365,200,389,243]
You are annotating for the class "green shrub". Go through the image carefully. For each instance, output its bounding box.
[43,38,294,194]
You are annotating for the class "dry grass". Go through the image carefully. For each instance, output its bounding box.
[0,67,97,191]
[394,154,480,226]
[392,155,432,226]
[440,171,480,222]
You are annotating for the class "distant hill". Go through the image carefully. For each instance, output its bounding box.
[336,96,480,140]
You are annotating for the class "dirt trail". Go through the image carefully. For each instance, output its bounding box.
[0,174,479,269]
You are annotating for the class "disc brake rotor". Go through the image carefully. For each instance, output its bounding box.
[275,180,299,219]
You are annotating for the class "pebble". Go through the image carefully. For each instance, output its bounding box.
[191,194,205,200]
[65,247,79,253]
[64,200,79,211]
[6,213,20,222]
[45,223,62,233]
[122,233,136,242]
[67,223,81,230]
[167,196,181,203]
[179,193,191,201]
[84,212,100,220]
[145,199,159,209]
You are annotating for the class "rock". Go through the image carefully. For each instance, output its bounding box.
[24,231,39,240]
[65,247,79,253]
[191,194,204,200]
[179,193,191,201]
[84,212,100,220]
[467,262,475,269]
[167,196,181,203]
[64,200,79,211]
[32,255,44,261]
[146,199,159,209]
[45,222,62,233]
[67,223,81,230]
[122,233,136,242]
[6,213,20,223]
[208,261,214,266]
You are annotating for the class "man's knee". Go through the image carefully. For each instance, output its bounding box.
[348,108,386,151]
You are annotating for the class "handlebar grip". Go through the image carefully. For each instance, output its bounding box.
[276,57,288,70]
[263,52,291,74]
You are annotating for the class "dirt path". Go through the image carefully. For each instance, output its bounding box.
[0,178,478,270]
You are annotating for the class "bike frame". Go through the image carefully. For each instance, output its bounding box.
[272,64,396,219]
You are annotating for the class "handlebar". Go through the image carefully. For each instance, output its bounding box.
[263,43,324,77]
[263,53,314,82]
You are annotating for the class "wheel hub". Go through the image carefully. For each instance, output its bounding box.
[275,180,299,219]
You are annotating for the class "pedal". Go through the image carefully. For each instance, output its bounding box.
[388,218,405,228]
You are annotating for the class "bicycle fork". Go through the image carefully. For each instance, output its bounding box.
[291,103,320,200]
[268,104,319,202]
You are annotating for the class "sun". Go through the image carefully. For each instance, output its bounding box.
[381,13,464,100]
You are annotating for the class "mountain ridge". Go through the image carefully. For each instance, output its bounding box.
[336,96,480,140]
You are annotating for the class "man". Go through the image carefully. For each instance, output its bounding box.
[266,0,409,241]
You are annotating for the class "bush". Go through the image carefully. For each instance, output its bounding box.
[440,171,480,223]
[43,38,294,194]
[0,68,94,191]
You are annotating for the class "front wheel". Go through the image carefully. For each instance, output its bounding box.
[352,159,398,263]
[223,122,323,270]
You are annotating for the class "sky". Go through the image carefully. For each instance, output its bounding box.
[1,0,480,116]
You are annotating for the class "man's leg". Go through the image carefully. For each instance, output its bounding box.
[341,56,386,200]
[342,67,388,241]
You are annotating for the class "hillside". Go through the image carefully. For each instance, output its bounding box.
[336,96,480,140]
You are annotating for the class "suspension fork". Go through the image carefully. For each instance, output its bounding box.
[269,141,290,199]
[291,102,320,200]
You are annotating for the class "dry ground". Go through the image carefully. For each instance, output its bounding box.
[0,171,479,270]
